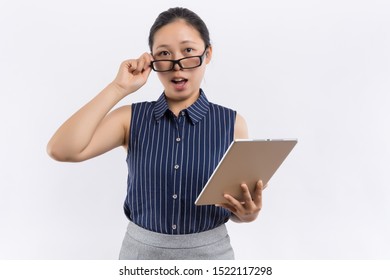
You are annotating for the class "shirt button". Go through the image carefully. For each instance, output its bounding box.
[172,194,178,199]
[174,164,180,170]
[172,224,177,230]
[181,111,185,116]
[176,137,181,142]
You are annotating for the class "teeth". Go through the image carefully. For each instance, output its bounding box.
[173,79,185,82]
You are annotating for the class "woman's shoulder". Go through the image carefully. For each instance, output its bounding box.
[208,101,236,113]
[109,105,132,126]
[131,100,159,110]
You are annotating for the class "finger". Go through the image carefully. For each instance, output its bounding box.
[133,58,145,75]
[125,60,137,73]
[223,194,243,211]
[141,64,152,79]
[134,53,153,74]
[144,52,154,65]
[136,55,151,77]
[240,183,253,203]
[253,180,263,206]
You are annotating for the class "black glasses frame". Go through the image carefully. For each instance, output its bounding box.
[150,48,208,72]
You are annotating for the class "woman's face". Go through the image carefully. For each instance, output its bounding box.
[151,19,212,104]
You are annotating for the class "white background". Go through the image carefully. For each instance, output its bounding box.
[1,0,389,259]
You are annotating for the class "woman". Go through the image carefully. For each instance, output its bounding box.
[47,7,263,260]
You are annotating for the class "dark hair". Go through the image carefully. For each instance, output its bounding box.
[148,7,210,51]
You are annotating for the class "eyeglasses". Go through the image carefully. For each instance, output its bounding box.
[150,48,208,72]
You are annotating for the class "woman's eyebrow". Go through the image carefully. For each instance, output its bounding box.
[154,44,170,50]
[179,40,197,45]
[155,40,198,50]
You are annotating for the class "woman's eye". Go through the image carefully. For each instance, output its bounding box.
[185,48,193,53]
[158,51,170,57]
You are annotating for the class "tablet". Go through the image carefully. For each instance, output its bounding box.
[194,139,297,205]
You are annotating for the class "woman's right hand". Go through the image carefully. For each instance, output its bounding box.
[112,52,154,97]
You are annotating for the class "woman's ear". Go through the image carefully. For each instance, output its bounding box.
[205,45,213,64]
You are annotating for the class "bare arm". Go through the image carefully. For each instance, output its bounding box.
[47,53,153,162]
[234,113,249,140]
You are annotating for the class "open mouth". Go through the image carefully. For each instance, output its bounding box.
[171,78,188,84]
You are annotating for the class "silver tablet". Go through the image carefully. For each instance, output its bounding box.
[195,139,297,205]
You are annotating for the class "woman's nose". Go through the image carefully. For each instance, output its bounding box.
[173,61,182,71]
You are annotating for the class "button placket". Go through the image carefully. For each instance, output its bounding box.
[171,114,185,234]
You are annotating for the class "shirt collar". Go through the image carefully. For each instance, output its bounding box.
[153,89,210,125]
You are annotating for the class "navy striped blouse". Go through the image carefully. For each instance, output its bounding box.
[124,90,236,234]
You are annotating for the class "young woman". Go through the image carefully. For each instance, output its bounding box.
[47,7,263,260]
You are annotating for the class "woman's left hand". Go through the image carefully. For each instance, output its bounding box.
[217,180,264,223]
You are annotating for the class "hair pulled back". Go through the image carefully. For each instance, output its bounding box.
[148,7,210,51]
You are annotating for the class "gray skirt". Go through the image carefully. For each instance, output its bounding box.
[119,221,235,260]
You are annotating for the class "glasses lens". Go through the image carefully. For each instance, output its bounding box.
[153,61,173,72]
[180,57,201,69]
